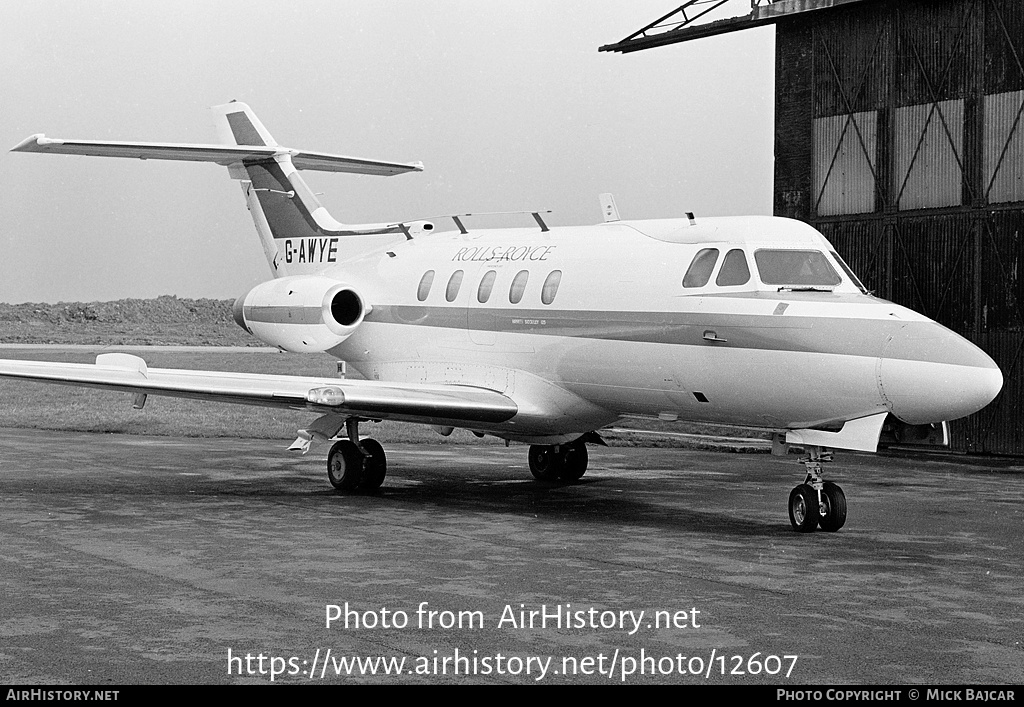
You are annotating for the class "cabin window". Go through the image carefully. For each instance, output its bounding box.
[541,271,562,305]
[509,270,529,304]
[682,248,719,288]
[477,270,497,303]
[446,270,465,302]
[755,249,841,287]
[716,249,750,286]
[417,271,435,302]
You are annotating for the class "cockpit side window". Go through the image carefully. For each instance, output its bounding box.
[716,249,750,286]
[754,249,841,287]
[830,251,869,294]
[682,248,720,288]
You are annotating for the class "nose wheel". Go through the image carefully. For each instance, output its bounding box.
[788,483,820,532]
[788,446,847,532]
[817,481,847,532]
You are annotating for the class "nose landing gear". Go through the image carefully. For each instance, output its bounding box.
[788,446,847,533]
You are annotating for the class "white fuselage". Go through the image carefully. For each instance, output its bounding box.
[287,215,1002,443]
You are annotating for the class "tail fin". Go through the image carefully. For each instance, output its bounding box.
[11,102,423,277]
[212,102,422,276]
[212,101,279,148]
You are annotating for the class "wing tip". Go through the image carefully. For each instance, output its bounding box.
[10,134,50,153]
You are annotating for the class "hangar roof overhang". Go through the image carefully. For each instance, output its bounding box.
[599,0,874,54]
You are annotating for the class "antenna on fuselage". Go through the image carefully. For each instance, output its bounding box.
[599,193,621,222]
[444,210,552,234]
[686,212,697,226]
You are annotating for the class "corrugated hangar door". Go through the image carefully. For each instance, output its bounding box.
[972,211,1024,454]
[819,214,1024,455]
[971,0,1024,454]
[795,0,1024,453]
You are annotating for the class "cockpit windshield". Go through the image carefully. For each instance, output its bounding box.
[754,249,842,289]
[830,251,869,294]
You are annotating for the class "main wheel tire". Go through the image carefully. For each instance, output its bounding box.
[528,445,562,481]
[358,438,387,492]
[818,481,847,532]
[559,442,589,481]
[327,440,364,492]
[788,484,820,533]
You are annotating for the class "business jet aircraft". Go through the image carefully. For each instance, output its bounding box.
[3,103,1003,532]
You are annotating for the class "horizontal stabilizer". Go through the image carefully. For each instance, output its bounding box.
[10,135,423,177]
[0,357,517,426]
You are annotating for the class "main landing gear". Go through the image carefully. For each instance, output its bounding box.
[787,446,847,533]
[528,440,589,482]
[324,425,594,493]
[327,419,386,493]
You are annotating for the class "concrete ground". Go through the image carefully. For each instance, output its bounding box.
[1,428,1022,685]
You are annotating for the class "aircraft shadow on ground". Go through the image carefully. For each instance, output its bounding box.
[365,475,789,538]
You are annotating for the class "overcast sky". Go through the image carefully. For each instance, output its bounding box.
[0,1,774,303]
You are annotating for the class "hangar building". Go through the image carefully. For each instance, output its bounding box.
[602,0,1024,455]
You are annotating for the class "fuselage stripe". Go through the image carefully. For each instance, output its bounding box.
[364,304,978,366]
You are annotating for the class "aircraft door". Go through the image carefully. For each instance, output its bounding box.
[666,296,717,410]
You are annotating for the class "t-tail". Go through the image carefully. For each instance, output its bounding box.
[10,101,425,278]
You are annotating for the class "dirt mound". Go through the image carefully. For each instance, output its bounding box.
[0,296,257,346]
[0,295,234,325]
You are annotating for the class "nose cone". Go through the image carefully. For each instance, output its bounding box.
[878,323,1003,424]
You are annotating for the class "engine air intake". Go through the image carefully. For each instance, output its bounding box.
[234,275,369,352]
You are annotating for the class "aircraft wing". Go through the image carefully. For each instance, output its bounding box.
[10,135,424,176]
[0,354,517,425]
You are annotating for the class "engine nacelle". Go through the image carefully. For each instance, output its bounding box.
[233,275,369,353]
[405,220,435,235]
